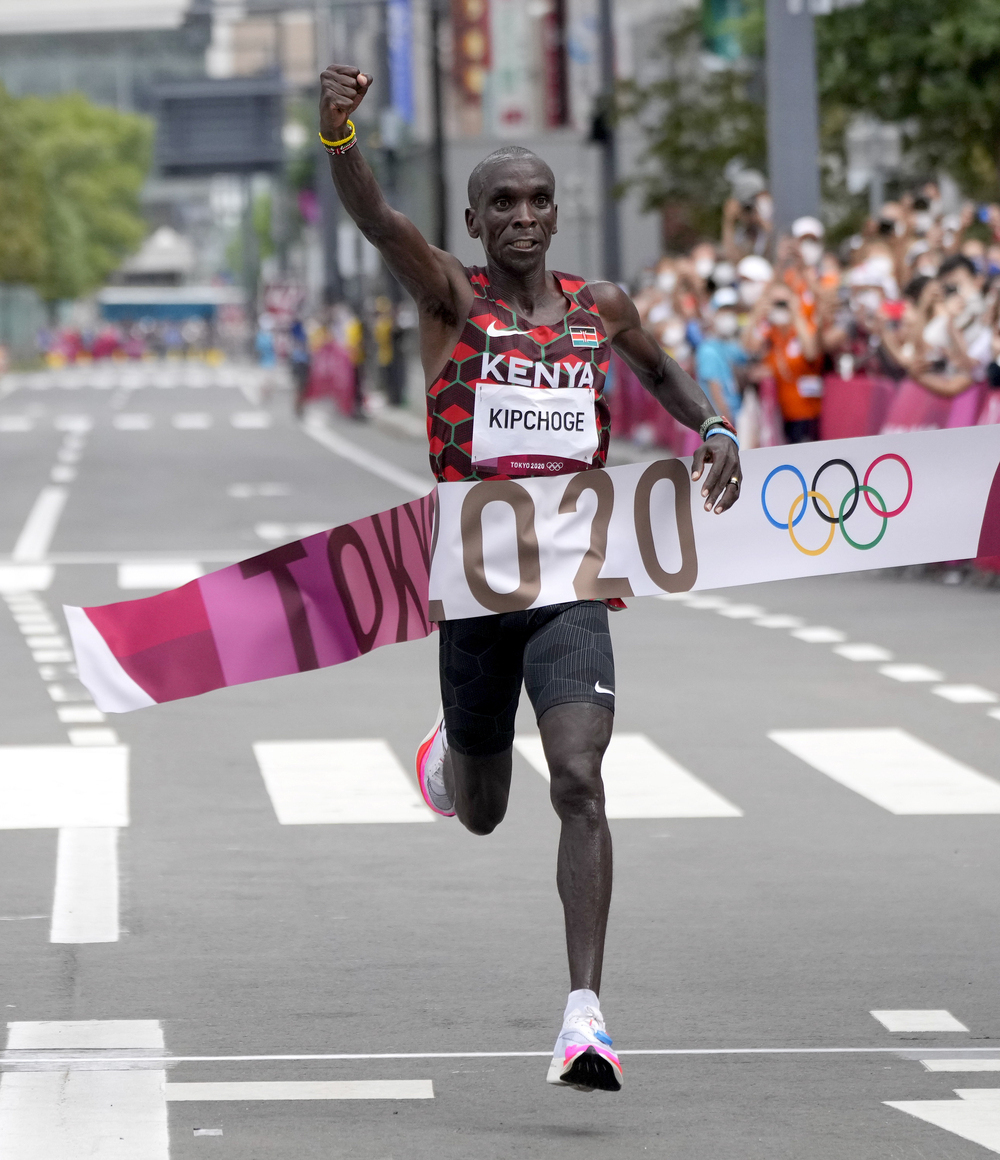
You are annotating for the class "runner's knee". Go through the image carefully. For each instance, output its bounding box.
[548,753,605,821]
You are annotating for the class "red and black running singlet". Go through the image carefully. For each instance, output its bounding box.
[427,267,612,483]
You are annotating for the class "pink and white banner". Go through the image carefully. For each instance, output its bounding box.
[66,426,1000,712]
[66,494,436,713]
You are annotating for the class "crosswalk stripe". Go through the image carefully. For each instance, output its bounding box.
[0,1021,168,1159]
[769,728,1000,814]
[165,1080,434,1101]
[117,562,203,590]
[921,1060,1000,1071]
[886,1092,1000,1155]
[50,828,120,943]
[514,733,742,818]
[253,740,433,824]
[13,487,67,563]
[0,746,129,828]
[870,1010,969,1032]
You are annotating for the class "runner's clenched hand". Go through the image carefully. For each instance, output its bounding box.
[320,65,371,137]
[691,434,742,514]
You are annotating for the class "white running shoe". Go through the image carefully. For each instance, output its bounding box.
[546,997,623,1093]
[415,709,455,817]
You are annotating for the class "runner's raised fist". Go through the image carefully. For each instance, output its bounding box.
[319,65,371,136]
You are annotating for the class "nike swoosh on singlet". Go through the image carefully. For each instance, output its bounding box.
[595,681,615,696]
[486,320,522,337]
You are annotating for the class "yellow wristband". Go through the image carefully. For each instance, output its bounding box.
[319,121,355,149]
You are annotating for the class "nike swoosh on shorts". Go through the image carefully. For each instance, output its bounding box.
[486,320,521,337]
[595,681,615,696]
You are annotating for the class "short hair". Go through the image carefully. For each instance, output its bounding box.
[939,254,977,280]
[467,146,553,208]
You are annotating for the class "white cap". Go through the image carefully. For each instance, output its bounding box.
[736,255,774,283]
[792,216,825,239]
[711,287,739,309]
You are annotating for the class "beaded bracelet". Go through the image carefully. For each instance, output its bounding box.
[319,121,357,155]
[704,425,739,450]
[698,414,736,441]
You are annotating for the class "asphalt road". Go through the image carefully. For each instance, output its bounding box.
[1,362,999,1159]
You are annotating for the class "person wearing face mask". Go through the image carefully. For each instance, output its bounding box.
[736,255,774,312]
[695,288,747,424]
[743,282,823,442]
[792,217,825,271]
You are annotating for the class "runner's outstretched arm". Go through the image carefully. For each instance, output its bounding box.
[590,281,742,513]
[319,65,472,366]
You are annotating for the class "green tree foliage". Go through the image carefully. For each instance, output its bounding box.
[0,85,152,303]
[818,0,1000,200]
[619,6,766,238]
[626,0,1000,238]
[0,87,46,286]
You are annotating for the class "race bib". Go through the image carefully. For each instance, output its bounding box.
[471,382,598,476]
[797,375,823,398]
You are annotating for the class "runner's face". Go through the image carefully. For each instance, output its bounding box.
[467,159,557,270]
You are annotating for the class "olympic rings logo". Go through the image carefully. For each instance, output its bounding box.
[761,454,912,556]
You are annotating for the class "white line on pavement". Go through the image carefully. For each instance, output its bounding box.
[769,728,1000,814]
[50,828,120,943]
[878,662,945,682]
[254,740,434,824]
[0,1021,167,1159]
[0,746,129,829]
[886,1092,1000,1154]
[922,1061,1000,1071]
[515,733,742,818]
[301,420,431,497]
[871,1010,969,1032]
[932,684,999,704]
[833,643,894,662]
[117,562,203,590]
[165,1080,434,1101]
[12,488,67,563]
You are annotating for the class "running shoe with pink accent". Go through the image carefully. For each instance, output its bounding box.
[546,998,623,1093]
[415,710,455,817]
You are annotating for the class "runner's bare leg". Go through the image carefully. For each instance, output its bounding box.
[444,701,613,992]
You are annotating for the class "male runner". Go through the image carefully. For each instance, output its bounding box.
[319,64,742,1094]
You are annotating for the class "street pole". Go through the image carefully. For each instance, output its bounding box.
[596,0,620,283]
[765,0,821,235]
[429,0,448,251]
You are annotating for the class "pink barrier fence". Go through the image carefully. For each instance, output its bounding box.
[306,341,356,417]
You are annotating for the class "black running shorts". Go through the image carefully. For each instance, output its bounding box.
[438,600,616,757]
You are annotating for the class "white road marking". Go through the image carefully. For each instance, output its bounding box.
[753,614,804,628]
[227,482,290,498]
[301,419,431,498]
[0,746,128,828]
[989,709,1000,723]
[682,595,730,610]
[12,487,67,563]
[117,562,202,590]
[50,466,76,483]
[254,740,434,824]
[165,1080,434,1101]
[68,729,120,747]
[769,728,1000,814]
[716,604,765,619]
[53,415,92,433]
[33,649,74,663]
[833,643,893,662]
[172,413,212,429]
[886,1091,1000,1154]
[790,626,847,643]
[0,1020,168,1158]
[113,414,154,430]
[871,1010,969,1032]
[255,522,329,543]
[51,828,120,943]
[514,733,742,818]
[879,662,945,682]
[231,411,272,429]
[57,707,106,724]
[0,416,33,432]
[922,1060,1000,1071]
[25,634,66,647]
[932,684,998,704]
[0,566,54,592]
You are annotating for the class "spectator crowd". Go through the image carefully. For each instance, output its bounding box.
[617,181,1000,453]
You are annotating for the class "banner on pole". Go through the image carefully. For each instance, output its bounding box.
[65,427,1000,712]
